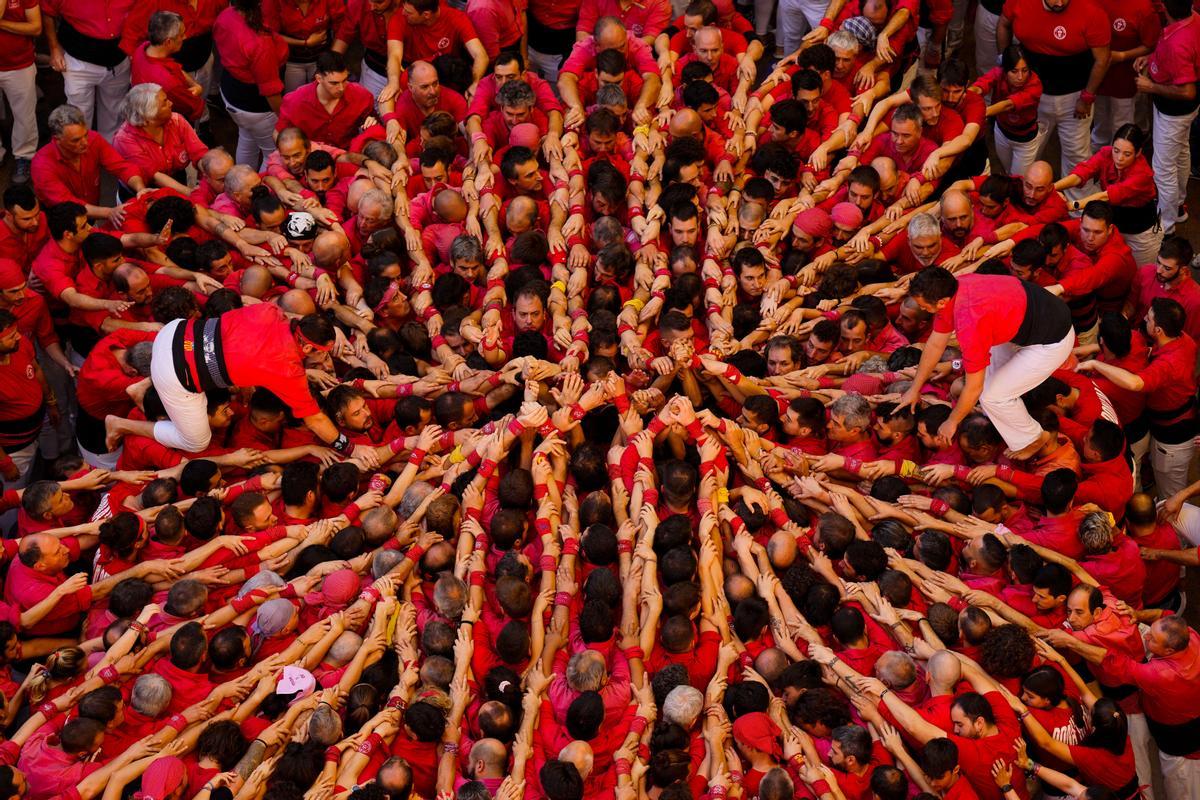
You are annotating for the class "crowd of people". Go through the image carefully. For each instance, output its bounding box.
[2,0,1200,799]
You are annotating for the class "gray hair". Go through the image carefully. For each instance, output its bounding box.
[358,188,395,219]
[827,30,861,53]
[130,674,173,717]
[663,685,703,728]
[328,631,363,664]
[397,481,435,520]
[829,393,872,431]
[198,147,233,176]
[127,341,155,376]
[48,105,87,137]
[875,651,918,689]
[371,549,405,579]
[148,10,184,45]
[595,83,627,108]
[1079,511,1114,555]
[433,574,467,618]
[237,570,285,599]
[121,83,166,127]
[225,164,260,195]
[907,212,941,240]
[565,650,606,692]
[496,79,535,109]
[308,702,343,745]
[450,235,484,264]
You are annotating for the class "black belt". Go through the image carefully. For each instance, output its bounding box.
[179,32,214,73]
[0,404,45,446]
[221,69,272,114]
[57,19,126,69]
[171,318,231,394]
[1146,395,1196,422]
[1025,49,1094,96]
[362,48,388,75]
[1146,713,1200,757]
[1113,201,1159,235]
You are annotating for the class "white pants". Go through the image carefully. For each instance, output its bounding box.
[63,53,130,141]
[78,441,120,470]
[221,89,278,169]
[149,319,213,452]
[980,329,1075,451]
[1034,91,1093,198]
[1131,431,1151,491]
[778,0,827,55]
[0,65,37,159]
[947,0,968,56]
[191,54,215,125]
[1172,501,1200,546]
[1126,713,1157,800]
[0,440,36,532]
[1123,226,1164,269]
[1160,751,1200,800]
[1150,435,1195,499]
[527,48,564,85]
[1153,105,1198,233]
[284,61,318,94]
[975,7,1000,79]
[35,343,77,460]
[753,0,775,36]
[995,125,1042,179]
[359,63,389,113]
[1092,95,1135,154]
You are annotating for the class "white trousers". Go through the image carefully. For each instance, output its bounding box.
[1123,226,1164,270]
[78,441,121,470]
[1131,431,1151,492]
[284,61,318,94]
[191,54,215,125]
[1153,105,1198,233]
[979,329,1075,451]
[527,48,564,85]
[777,0,827,55]
[0,65,37,159]
[1126,713,1157,800]
[63,53,130,141]
[221,89,278,169]
[975,7,1000,79]
[359,63,389,114]
[149,319,213,453]
[946,0,968,56]
[1150,436,1195,499]
[1033,91,1093,198]
[1160,751,1200,800]
[995,125,1041,177]
[1092,95,1135,154]
[35,343,77,460]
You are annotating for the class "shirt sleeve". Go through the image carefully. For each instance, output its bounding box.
[1069,150,1105,184]
[95,135,145,188]
[642,0,672,37]
[1008,74,1043,112]
[576,0,601,34]
[30,154,84,207]
[250,37,286,96]
[628,38,659,74]
[469,6,501,57]
[1104,159,1157,207]
[1057,252,1127,296]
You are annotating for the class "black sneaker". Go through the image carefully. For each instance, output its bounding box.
[12,158,30,184]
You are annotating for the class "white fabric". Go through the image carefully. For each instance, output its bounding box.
[1153,105,1198,233]
[284,61,319,94]
[0,440,37,532]
[1126,712,1157,800]
[1123,226,1164,271]
[359,63,389,113]
[1091,95,1135,154]
[1131,432,1151,492]
[220,89,279,169]
[979,328,1075,451]
[778,0,826,56]
[1160,751,1200,800]
[527,48,564,85]
[0,65,38,159]
[1169,498,1200,546]
[994,123,1042,178]
[974,7,1000,79]
[149,319,213,452]
[1150,436,1194,499]
[190,54,215,125]
[78,441,120,470]
[63,53,130,141]
[1032,91,1093,200]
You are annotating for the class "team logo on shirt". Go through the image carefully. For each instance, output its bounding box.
[1053,25,1067,39]
[438,36,450,50]
[24,365,33,380]
[1113,18,1127,31]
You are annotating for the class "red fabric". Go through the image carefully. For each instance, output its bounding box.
[1137,334,1198,416]
[974,68,1043,136]
[467,71,561,119]
[1128,265,1200,341]
[213,6,289,97]
[393,86,468,130]
[386,6,479,63]
[262,0,345,41]
[41,0,134,40]
[3,539,91,636]
[932,275,1031,373]
[276,81,376,150]
[577,0,671,37]
[335,0,391,56]
[1135,522,1184,605]
[212,304,321,418]
[75,329,156,419]
[466,0,523,57]
[527,0,583,30]
[1101,632,1200,729]
[0,292,57,349]
[119,0,224,55]
[31,132,143,207]
[1001,0,1110,57]
[112,114,209,183]
[948,692,1028,800]
[1148,13,1200,86]
[130,45,205,122]
[1094,0,1161,97]
[561,35,658,77]
[0,336,44,438]
[0,0,37,71]
[0,212,49,272]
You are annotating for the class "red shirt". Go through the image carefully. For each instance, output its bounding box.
[933,274,1034,373]
[882,231,962,275]
[1070,743,1137,791]
[974,68,1043,137]
[213,6,289,97]
[0,213,48,272]
[277,81,375,150]
[1080,533,1145,606]
[577,0,671,38]
[0,292,57,350]
[0,0,37,71]
[112,115,209,183]
[3,538,91,636]
[41,0,133,40]
[861,132,939,175]
[560,35,659,77]
[0,335,44,448]
[1071,148,1156,208]
[131,44,205,122]
[1076,455,1134,516]
[386,6,478,63]
[1128,265,1200,341]
[119,0,224,55]
[212,303,322,418]
[466,0,523,57]
[1135,522,1184,605]
[1026,511,1084,558]
[1101,633,1200,732]
[527,0,583,30]
[19,723,103,800]
[393,86,468,130]
[76,329,156,419]
[1094,0,1160,97]
[1073,604,1148,690]
[1001,0,1110,91]
[153,658,216,714]
[467,71,561,119]
[949,692,1029,800]
[1136,334,1198,417]
[30,132,143,206]
[263,0,344,41]
[335,0,391,56]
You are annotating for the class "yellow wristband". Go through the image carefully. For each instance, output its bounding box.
[900,460,919,479]
[551,280,567,293]
[716,488,730,504]
[623,298,646,311]
[448,445,466,464]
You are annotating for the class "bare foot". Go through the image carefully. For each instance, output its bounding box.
[105,415,125,452]
[1004,430,1051,462]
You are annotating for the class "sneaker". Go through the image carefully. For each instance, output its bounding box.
[1178,205,1190,225]
[11,158,29,184]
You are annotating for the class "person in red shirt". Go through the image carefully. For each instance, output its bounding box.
[0,261,74,382]
[383,0,488,100]
[277,52,376,151]
[74,329,155,468]
[1142,0,1200,236]
[996,0,1110,199]
[844,103,938,179]
[387,61,468,134]
[578,0,670,42]
[1124,493,1184,611]
[0,313,49,490]
[130,13,207,124]
[1043,202,1137,320]
[1078,296,1197,497]
[902,268,1075,459]
[0,0,40,184]
[466,0,523,60]
[1089,0,1159,153]
[973,45,1044,178]
[0,186,48,273]
[213,0,289,169]
[332,0,397,100]
[261,0,345,92]
[119,0,224,111]
[31,105,146,223]
[558,19,662,128]
[1124,236,1200,342]
[113,83,209,199]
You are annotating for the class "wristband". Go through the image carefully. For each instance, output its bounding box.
[953,464,971,482]
[286,271,300,287]
[99,665,119,683]
[397,381,414,397]
[408,448,427,466]
[471,132,488,143]
[615,759,632,776]
[899,460,920,479]
[403,544,426,565]
[1080,90,1095,103]
[331,433,352,455]
[326,746,342,763]
[569,204,585,217]
[996,464,1014,481]
[386,695,406,710]
[623,645,645,660]
[446,381,460,393]
[819,16,834,27]
[431,334,448,349]
[617,540,633,554]
[562,538,580,556]
[629,715,648,735]
[359,586,382,602]
[929,498,949,517]
[478,458,498,479]
[540,555,557,571]
[710,787,728,798]
[443,741,459,754]
[716,487,730,504]
[999,785,1014,794]
[770,506,790,528]
[844,457,863,475]
[555,592,572,607]
[167,714,188,731]
[472,396,490,415]
[643,488,659,507]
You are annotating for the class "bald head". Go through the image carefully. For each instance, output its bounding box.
[941,190,971,217]
[506,195,539,234]
[875,651,917,689]
[694,26,722,51]
[469,739,508,776]
[558,741,595,781]
[870,157,899,193]
[595,16,628,49]
[225,164,260,196]
[434,189,467,223]
[312,230,350,268]
[276,127,309,150]
[1027,161,1053,185]
[277,288,317,316]
[725,573,755,604]
[755,647,790,683]
[927,650,962,689]
[670,108,703,139]
[767,531,797,569]
[410,61,437,84]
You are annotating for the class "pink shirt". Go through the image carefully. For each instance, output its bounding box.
[112,114,209,183]
[213,6,289,97]
[3,543,92,636]
[1148,12,1200,87]
[466,0,523,57]
[30,133,143,206]
[560,34,658,77]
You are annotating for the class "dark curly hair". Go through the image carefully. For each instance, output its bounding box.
[979,623,1035,679]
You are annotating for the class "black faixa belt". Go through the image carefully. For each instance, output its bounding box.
[172,318,232,395]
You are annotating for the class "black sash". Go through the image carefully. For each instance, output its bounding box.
[1146,713,1200,757]
[57,18,126,69]
[179,32,214,73]
[362,47,388,75]
[1012,280,1073,346]
[1024,49,1094,96]
[1113,201,1159,235]
[220,69,272,114]
[0,404,45,449]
